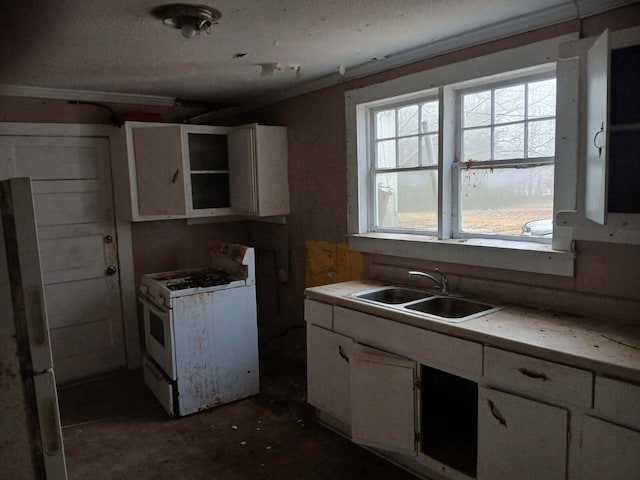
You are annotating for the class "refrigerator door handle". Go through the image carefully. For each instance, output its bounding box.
[40,393,63,455]
[25,286,48,347]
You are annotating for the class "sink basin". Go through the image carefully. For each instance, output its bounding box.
[405,296,494,319]
[350,286,503,323]
[352,287,431,305]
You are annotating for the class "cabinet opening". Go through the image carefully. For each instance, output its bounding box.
[608,44,640,214]
[190,173,230,209]
[188,133,228,171]
[420,365,477,478]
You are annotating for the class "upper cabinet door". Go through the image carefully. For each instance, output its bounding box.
[228,126,258,215]
[132,125,187,216]
[585,29,610,225]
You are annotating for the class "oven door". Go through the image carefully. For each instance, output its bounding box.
[139,296,177,380]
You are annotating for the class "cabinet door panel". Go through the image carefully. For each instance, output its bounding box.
[585,29,610,224]
[307,325,353,424]
[132,126,186,216]
[350,346,417,456]
[579,416,640,480]
[477,387,567,480]
[228,127,257,214]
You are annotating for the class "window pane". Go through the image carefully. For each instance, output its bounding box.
[398,105,419,136]
[376,109,396,139]
[528,119,555,157]
[460,165,554,235]
[494,123,524,159]
[528,79,556,119]
[421,101,439,133]
[495,85,525,124]
[376,140,396,168]
[463,91,491,128]
[376,170,438,231]
[421,134,438,166]
[398,137,419,167]
[462,128,491,161]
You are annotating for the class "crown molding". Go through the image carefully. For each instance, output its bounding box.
[576,0,639,17]
[0,84,176,107]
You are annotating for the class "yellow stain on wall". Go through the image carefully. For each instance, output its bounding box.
[305,240,363,288]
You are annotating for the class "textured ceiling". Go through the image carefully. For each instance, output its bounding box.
[0,1,627,108]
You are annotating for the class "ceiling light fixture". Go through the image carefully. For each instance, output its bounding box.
[152,4,222,39]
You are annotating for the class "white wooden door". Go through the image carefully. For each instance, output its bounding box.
[579,416,640,480]
[306,324,353,425]
[477,387,568,480]
[0,135,126,383]
[350,345,417,456]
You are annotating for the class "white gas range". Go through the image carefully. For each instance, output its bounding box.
[139,241,259,417]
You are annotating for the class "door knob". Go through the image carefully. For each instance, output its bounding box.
[106,265,117,275]
[104,234,113,244]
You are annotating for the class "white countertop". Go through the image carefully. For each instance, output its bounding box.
[305,280,640,383]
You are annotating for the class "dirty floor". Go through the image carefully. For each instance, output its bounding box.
[58,346,416,480]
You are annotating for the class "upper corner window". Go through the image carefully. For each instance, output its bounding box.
[366,68,557,242]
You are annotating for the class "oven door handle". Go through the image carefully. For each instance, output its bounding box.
[139,296,170,316]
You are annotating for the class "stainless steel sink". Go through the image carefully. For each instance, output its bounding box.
[350,286,503,323]
[351,286,431,305]
[405,296,493,319]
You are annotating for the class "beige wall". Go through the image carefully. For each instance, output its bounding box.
[1,5,638,349]
[242,5,640,326]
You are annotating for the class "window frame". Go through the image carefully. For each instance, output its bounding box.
[369,94,441,235]
[451,69,557,243]
[345,34,578,277]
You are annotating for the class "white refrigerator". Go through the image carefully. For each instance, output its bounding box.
[0,178,68,479]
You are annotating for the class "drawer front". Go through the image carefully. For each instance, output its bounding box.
[594,376,640,430]
[304,298,333,329]
[143,354,175,417]
[334,306,482,378]
[484,346,593,407]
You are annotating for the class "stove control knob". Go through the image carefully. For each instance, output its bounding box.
[106,265,117,276]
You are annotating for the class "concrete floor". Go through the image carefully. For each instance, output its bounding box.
[58,345,417,480]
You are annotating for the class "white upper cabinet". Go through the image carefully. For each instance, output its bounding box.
[557,26,640,242]
[124,121,288,221]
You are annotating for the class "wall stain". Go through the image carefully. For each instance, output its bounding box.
[305,241,363,288]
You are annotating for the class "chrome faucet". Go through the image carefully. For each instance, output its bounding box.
[409,268,449,294]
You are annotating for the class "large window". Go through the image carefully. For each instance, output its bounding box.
[369,69,556,242]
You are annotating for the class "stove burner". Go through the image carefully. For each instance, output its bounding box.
[166,270,235,291]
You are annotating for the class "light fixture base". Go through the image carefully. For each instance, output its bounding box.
[152,4,221,36]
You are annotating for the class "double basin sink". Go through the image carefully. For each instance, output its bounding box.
[350,286,503,323]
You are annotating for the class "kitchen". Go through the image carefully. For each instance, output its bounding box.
[1,1,639,479]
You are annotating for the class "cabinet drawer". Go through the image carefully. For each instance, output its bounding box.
[594,376,640,430]
[334,306,482,377]
[304,299,333,329]
[484,347,592,407]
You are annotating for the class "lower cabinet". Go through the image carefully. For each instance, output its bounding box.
[305,298,640,480]
[306,324,353,425]
[350,345,418,456]
[579,416,640,480]
[477,387,568,480]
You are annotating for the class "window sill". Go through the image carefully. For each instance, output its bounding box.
[348,232,575,277]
